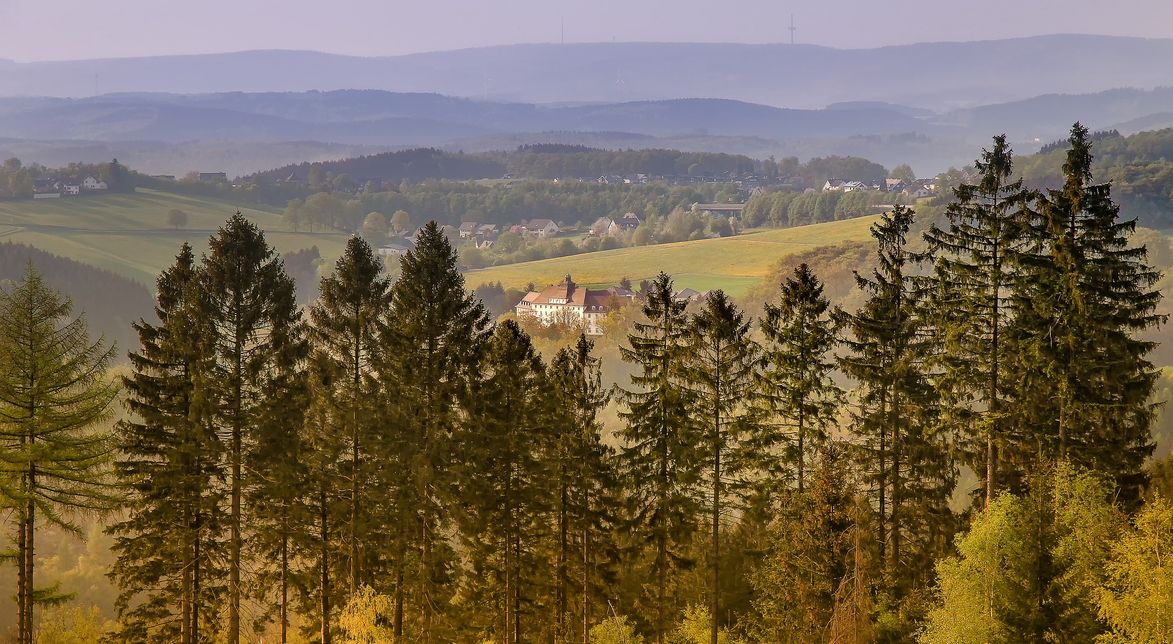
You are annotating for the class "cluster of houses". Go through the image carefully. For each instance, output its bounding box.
[32,175,109,199]
[459,218,561,248]
[589,172,773,191]
[821,178,937,199]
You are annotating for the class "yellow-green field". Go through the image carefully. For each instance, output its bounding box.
[0,189,350,285]
[466,216,880,297]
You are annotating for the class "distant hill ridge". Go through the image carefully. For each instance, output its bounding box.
[4,35,1173,109]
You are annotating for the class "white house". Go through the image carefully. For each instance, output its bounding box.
[62,184,80,196]
[515,275,620,336]
[524,219,560,239]
[82,176,108,191]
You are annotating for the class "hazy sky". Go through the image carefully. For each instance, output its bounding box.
[1,0,1171,61]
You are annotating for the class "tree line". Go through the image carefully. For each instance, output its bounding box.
[0,124,1167,642]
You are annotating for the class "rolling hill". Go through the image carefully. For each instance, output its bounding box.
[0,189,351,286]
[464,216,880,298]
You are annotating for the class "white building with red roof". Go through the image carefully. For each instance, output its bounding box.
[514,274,624,335]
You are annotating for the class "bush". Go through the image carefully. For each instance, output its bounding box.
[589,615,646,644]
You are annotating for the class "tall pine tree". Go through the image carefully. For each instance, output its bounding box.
[109,245,225,643]
[302,236,393,642]
[837,206,954,621]
[1012,123,1165,499]
[618,272,703,644]
[756,263,842,498]
[921,136,1032,506]
[682,290,759,644]
[377,221,490,642]
[198,213,302,643]
[547,335,618,644]
[458,320,550,643]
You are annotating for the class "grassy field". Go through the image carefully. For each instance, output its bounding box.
[0,189,351,285]
[466,216,880,297]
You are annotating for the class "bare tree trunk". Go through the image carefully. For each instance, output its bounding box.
[280,532,289,644]
[193,508,201,641]
[321,486,332,644]
[582,526,589,644]
[394,559,404,642]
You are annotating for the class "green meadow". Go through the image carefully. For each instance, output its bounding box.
[465,216,880,297]
[0,189,351,285]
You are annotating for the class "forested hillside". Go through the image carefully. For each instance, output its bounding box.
[0,124,1165,643]
[0,242,152,350]
[1019,126,1173,227]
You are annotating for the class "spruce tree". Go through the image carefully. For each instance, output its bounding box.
[0,265,119,644]
[303,236,393,641]
[756,263,842,499]
[109,245,224,643]
[547,335,618,644]
[198,213,302,643]
[1012,123,1164,499]
[247,269,308,644]
[921,135,1032,507]
[458,320,549,643]
[837,206,953,604]
[377,221,490,642]
[617,272,703,643]
[682,290,759,644]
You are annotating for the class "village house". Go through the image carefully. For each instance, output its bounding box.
[590,217,614,236]
[514,275,628,335]
[377,240,415,258]
[616,212,641,231]
[673,287,711,304]
[458,222,480,239]
[81,176,108,191]
[524,218,560,239]
[822,179,870,193]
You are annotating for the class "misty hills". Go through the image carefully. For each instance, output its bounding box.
[4,35,1173,110]
[0,92,930,145]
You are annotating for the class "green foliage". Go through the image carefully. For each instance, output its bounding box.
[337,586,396,644]
[683,291,759,636]
[376,221,490,640]
[589,614,646,644]
[670,606,743,644]
[108,244,225,643]
[1012,123,1165,502]
[1097,497,1173,642]
[34,604,115,644]
[919,465,1121,643]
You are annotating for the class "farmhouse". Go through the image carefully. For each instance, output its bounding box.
[82,176,108,191]
[459,222,480,239]
[524,219,560,239]
[616,212,641,231]
[514,274,626,336]
[590,217,614,236]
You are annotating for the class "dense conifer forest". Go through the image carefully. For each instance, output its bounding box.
[0,125,1170,643]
